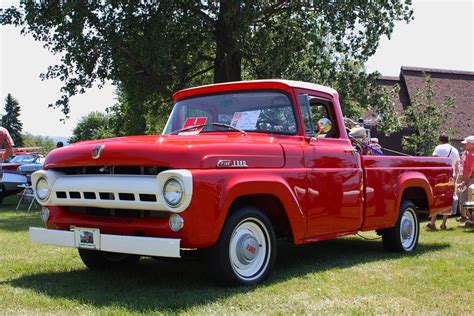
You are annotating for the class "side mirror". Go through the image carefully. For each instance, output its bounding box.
[317,118,332,134]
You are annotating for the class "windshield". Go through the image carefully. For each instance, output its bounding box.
[163,91,297,135]
[10,154,37,164]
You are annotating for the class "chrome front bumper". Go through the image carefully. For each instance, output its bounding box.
[29,227,181,258]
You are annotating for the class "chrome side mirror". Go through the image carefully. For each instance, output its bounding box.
[317,118,332,134]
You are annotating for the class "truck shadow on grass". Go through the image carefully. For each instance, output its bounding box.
[6,239,448,313]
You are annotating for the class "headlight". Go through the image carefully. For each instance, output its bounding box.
[163,178,184,207]
[35,178,50,201]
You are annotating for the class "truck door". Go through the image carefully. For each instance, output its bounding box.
[297,92,364,237]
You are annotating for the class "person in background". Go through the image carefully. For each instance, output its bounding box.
[0,127,14,161]
[459,135,474,227]
[56,141,64,148]
[426,134,460,230]
[368,137,383,155]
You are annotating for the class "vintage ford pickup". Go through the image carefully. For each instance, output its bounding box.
[30,80,454,285]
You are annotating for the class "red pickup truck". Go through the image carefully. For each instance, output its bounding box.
[30,80,454,285]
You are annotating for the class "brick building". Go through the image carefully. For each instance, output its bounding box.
[372,66,474,154]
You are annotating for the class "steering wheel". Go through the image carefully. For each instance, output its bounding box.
[256,119,275,131]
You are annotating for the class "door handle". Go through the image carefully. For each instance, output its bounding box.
[344,148,358,153]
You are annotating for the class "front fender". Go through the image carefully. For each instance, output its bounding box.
[218,174,306,244]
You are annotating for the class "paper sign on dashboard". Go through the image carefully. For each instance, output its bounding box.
[230,110,261,130]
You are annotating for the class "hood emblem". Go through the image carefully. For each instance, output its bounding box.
[92,145,105,159]
[217,160,248,168]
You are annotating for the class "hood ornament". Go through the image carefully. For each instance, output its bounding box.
[92,145,105,159]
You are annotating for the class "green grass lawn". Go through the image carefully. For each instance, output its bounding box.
[1,196,473,314]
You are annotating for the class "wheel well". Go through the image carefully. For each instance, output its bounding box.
[402,187,428,213]
[229,194,291,239]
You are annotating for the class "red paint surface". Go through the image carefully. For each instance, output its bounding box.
[0,163,20,170]
[43,80,454,248]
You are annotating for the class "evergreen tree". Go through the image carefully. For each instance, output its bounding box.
[2,94,23,146]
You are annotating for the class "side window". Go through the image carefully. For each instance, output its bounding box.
[298,94,315,136]
[299,94,339,138]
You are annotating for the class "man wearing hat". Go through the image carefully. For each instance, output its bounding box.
[368,137,383,155]
[459,135,474,226]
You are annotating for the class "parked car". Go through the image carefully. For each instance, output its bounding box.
[29,80,454,285]
[17,160,44,183]
[1,153,42,170]
[0,170,27,204]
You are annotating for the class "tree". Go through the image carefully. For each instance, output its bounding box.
[21,133,55,156]
[402,75,456,156]
[1,1,413,134]
[69,111,115,143]
[2,93,23,146]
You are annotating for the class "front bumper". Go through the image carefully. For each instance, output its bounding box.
[29,227,181,258]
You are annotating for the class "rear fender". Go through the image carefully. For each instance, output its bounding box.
[397,172,434,218]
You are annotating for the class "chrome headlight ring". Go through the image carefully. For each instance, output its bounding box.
[163,177,185,208]
[35,177,51,201]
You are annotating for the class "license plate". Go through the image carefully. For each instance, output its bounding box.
[74,228,101,250]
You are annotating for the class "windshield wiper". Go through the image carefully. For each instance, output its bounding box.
[169,123,207,135]
[169,122,247,135]
[211,123,247,135]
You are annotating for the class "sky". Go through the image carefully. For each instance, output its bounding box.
[0,0,473,137]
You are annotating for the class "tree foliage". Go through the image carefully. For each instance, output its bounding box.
[402,75,456,156]
[2,93,23,146]
[21,133,55,155]
[69,111,115,143]
[1,1,413,135]
[373,84,403,135]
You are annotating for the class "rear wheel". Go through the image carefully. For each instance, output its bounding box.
[78,249,140,269]
[382,200,419,252]
[209,206,276,285]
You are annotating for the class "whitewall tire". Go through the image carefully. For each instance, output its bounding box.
[210,206,276,285]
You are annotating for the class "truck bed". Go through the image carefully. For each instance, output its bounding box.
[361,155,454,231]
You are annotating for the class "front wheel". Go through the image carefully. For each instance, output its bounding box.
[209,207,276,285]
[382,200,419,252]
[78,249,140,269]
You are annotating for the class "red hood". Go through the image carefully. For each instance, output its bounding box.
[0,163,21,170]
[44,133,289,169]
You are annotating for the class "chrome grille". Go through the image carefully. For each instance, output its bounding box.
[53,166,169,176]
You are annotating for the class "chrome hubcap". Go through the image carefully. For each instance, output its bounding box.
[229,218,270,281]
[236,234,259,263]
[400,208,417,250]
[401,220,413,240]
